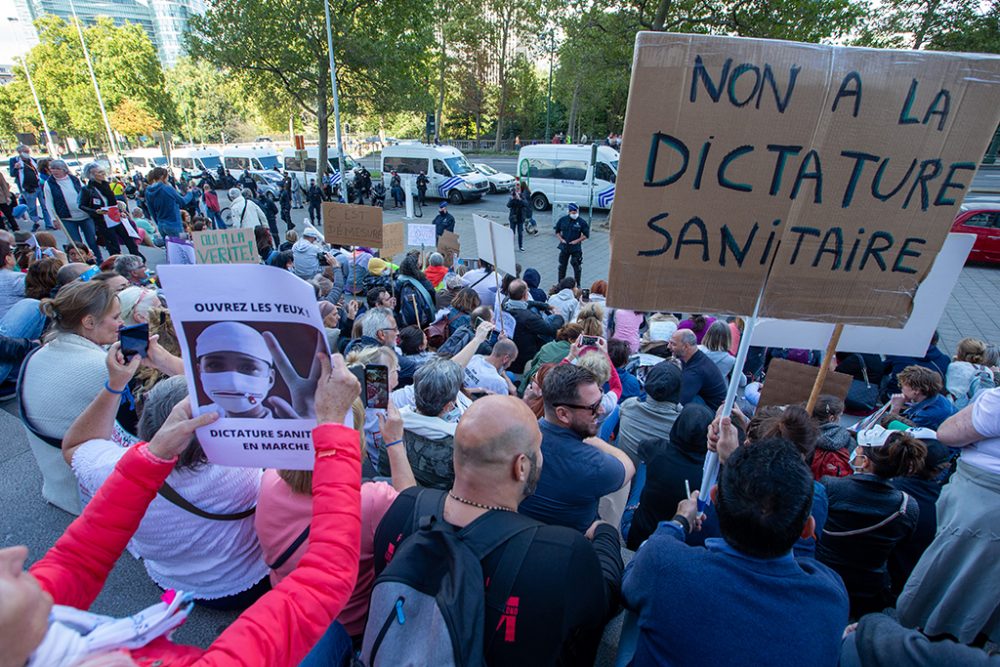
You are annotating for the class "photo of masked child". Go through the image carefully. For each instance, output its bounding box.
[187,320,326,419]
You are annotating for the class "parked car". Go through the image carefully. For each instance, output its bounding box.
[473,163,516,193]
[952,203,1000,264]
[248,169,284,201]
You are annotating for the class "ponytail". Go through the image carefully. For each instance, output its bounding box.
[692,314,707,333]
[867,434,927,478]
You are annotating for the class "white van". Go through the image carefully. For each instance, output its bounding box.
[170,147,223,178]
[123,148,168,173]
[517,144,619,211]
[381,143,489,204]
[281,146,360,187]
[222,144,281,172]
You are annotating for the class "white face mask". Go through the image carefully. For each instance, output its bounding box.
[569,213,579,220]
[201,370,272,414]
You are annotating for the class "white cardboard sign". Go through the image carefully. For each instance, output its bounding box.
[473,214,516,275]
[407,223,437,247]
[751,233,975,356]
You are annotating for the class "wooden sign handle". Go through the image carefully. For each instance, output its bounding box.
[806,323,844,415]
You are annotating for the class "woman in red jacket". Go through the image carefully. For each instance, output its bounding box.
[0,353,362,667]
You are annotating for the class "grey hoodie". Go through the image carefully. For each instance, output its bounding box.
[548,288,579,323]
[819,421,854,452]
[292,238,321,279]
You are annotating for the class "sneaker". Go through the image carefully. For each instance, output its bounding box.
[519,246,525,251]
[31,222,40,232]
[0,379,17,401]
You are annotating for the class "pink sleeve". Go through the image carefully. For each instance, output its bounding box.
[195,424,362,667]
[31,444,174,610]
[607,360,622,399]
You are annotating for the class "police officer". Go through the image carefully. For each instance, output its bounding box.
[416,170,429,206]
[554,202,589,284]
[433,201,456,238]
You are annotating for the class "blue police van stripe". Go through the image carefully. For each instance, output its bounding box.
[597,186,615,208]
[438,176,464,197]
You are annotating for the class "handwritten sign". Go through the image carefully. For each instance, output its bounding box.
[407,223,437,247]
[607,33,1000,327]
[382,222,405,258]
[323,201,383,247]
[437,230,461,262]
[193,228,257,264]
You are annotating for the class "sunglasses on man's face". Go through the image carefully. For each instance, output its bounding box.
[553,399,602,416]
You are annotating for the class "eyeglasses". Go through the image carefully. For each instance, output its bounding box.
[553,399,603,416]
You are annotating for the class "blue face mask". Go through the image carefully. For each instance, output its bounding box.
[442,404,461,423]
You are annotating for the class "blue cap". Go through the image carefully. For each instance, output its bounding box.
[568,203,579,212]
[439,201,447,209]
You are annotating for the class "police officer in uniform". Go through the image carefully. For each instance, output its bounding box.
[554,202,589,284]
[433,201,456,239]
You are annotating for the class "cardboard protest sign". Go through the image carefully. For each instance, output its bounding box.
[165,236,196,265]
[193,228,257,264]
[473,214,516,275]
[322,201,383,247]
[381,222,405,259]
[158,264,333,470]
[757,358,852,409]
[437,230,461,262]
[407,223,436,247]
[752,233,975,357]
[608,33,1000,327]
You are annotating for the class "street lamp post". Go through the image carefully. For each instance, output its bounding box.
[7,17,57,157]
[67,0,119,163]
[544,30,554,143]
[324,0,348,203]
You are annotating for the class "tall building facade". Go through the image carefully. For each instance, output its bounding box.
[12,0,205,68]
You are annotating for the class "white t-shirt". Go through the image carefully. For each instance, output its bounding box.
[463,355,509,395]
[966,388,1000,474]
[72,439,268,599]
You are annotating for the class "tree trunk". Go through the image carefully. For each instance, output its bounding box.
[436,29,446,140]
[316,67,329,185]
[652,0,673,30]
[911,0,942,49]
[494,84,508,150]
[566,78,581,140]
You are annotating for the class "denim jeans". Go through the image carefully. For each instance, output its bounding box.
[0,298,46,383]
[61,217,103,262]
[19,189,42,223]
[298,621,353,667]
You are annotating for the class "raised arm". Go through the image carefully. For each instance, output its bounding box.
[197,354,362,667]
[451,320,494,369]
[62,344,140,464]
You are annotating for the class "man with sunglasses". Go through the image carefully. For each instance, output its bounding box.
[519,364,635,532]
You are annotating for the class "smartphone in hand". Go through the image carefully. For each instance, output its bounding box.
[580,335,603,347]
[119,323,149,361]
[365,364,390,409]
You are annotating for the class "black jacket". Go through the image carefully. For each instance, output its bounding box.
[817,473,919,613]
[79,180,118,224]
[506,302,561,374]
[507,193,529,224]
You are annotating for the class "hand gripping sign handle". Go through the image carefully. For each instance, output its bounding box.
[698,286,764,512]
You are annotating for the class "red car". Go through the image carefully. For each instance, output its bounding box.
[952,204,1000,264]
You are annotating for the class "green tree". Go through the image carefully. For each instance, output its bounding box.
[926,0,1000,53]
[854,0,981,49]
[8,16,175,148]
[110,98,162,137]
[188,0,434,180]
[165,57,246,143]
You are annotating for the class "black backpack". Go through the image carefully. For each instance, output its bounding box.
[361,488,538,666]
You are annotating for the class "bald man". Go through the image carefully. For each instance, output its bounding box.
[372,395,623,665]
[463,337,519,396]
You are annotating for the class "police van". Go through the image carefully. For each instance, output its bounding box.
[170,147,222,179]
[380,142,489,204]
[517,144,619,211]
[123,148,168,173]
[222,144,281,172]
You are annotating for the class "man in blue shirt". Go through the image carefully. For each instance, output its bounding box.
[519,364,635,532]
[553,203,589,285]
[623,438,849,666]
[668,328,727,411]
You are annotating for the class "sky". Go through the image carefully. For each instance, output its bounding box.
[0,0,29,64]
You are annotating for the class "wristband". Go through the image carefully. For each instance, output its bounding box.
[104,381,127,395]
[384,439,404,448]
[672,514,691,535]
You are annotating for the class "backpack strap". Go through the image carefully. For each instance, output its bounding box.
[409,487,448,534]
[16,346,64,449]
[854,353,871,386]
[157,481,256,521]
[268,524,310,570]
[823,491,910,538]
